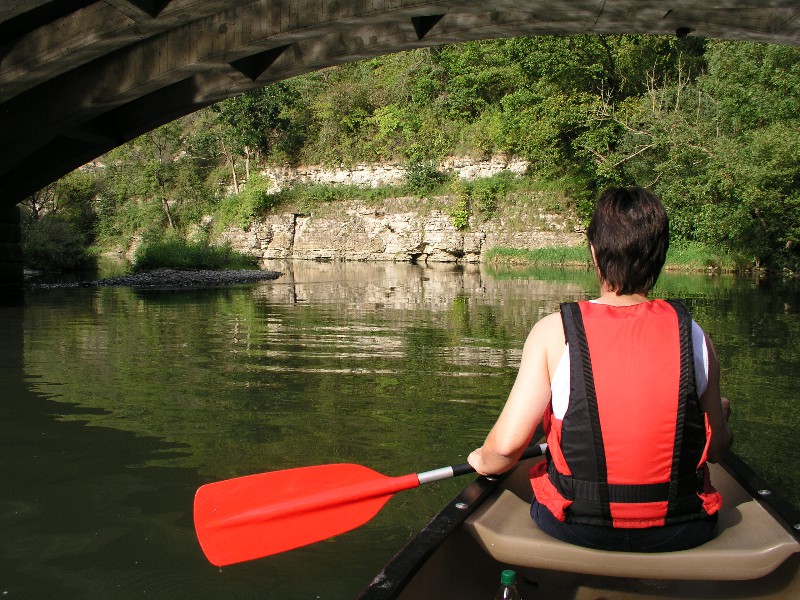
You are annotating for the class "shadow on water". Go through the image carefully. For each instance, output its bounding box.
[0,307,275,599]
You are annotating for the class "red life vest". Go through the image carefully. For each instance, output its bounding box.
[530,299,722,528]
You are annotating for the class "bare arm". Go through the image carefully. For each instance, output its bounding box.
[467,313,561,475]
[699,333,733,463]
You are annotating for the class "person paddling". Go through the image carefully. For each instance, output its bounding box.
[468,186,733,552]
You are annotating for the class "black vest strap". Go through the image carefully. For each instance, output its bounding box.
[560,302,612,523]
[664,299,706,519]
[548,459,706,503]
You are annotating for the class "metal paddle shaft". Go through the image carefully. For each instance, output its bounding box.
[193,443,546,566]
[417,443,547,483]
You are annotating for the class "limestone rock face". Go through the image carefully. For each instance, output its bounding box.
[261,156,530,191]
[217,199,582,264]
[216,158,583,264]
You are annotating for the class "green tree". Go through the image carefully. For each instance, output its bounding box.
[603,40,800,269]
[212,82,304,189]
[96,119,212,245]
[20,170,98,270]
[702,40,800,132]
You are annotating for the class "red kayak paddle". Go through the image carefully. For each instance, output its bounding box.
[193,443,546,566]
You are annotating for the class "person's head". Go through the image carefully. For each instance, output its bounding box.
[587,186,669,296]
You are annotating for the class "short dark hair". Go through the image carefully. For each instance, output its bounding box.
[587,187,669,295]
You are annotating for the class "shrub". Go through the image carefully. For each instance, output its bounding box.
[463,171,516,218]
[213,173,277,230]
[447,196,470,230]
[403,160,451,195]
[133,238,258,272]
[22,215,97,271]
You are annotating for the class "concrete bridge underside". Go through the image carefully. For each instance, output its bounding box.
[1,0,800,299]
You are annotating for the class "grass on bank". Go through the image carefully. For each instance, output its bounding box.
[484,246,591,267]
[133,238,259,272]
[664,241,737,272]
[484,241,737,272]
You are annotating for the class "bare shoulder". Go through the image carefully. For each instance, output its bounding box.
[525,310,566,371]
[529,311,564,342]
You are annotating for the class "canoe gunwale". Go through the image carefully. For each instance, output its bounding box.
[722,451,800,543]
[356,467,511,600]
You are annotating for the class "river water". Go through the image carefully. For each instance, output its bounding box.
[2,260,799,599]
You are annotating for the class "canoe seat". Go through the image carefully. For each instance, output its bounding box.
[464,461,800,581]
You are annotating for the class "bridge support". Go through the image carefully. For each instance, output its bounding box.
[0,204,24,305]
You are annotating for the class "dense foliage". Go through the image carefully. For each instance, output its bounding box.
[132,237,259,272]
[21,170,98,270]
[21,35,800,271]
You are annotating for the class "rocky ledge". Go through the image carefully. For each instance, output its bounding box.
[27,268,283,289]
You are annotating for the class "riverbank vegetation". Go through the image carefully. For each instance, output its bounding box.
[484,246,590,268]
[20,36,800,273]
[132,238,259,273]
[485,241,736,272]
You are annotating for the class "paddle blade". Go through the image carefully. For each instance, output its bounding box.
[194,463,419,566]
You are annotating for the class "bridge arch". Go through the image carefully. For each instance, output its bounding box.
[1,0,799,298]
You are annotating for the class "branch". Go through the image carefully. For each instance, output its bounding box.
[683,143,716,158]
[612,144,654,168]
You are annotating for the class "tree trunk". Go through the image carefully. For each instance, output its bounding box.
[230,159,240,195]
[161,197,175,229]
[220,140,240,194]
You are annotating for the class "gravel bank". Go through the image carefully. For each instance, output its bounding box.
[26,268,283,289]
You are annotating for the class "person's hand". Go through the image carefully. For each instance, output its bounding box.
[721,396,731,422]
[468,447,487,475]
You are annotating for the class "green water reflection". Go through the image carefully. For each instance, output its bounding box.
[3,261,799,598]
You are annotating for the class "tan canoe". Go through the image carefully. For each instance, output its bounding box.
[360,452,800,600]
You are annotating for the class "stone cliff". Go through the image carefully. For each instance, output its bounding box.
[261,156,530,190]
[209,157,584,264]
[218,195,583,265]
